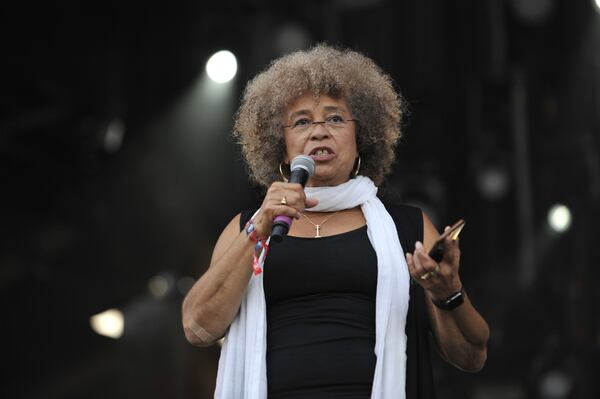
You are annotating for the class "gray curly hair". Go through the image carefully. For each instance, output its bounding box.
[233,43,406,187]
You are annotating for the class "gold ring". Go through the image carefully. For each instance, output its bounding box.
[280,196,287,206]
[420,265,440,280]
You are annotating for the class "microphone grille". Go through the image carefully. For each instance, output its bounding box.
[290,155,315,176]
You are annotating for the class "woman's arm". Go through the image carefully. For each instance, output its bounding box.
[181,214,254,346]
[405,212,490,372]
[181,182,317,346]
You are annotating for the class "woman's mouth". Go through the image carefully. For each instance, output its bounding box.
[308,147,336,161]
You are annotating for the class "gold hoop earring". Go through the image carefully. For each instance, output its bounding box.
[279,162,289,182]
[353,156,361,177]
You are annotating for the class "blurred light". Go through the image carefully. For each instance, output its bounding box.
[275,23,311,54]
[206,50,237,83]
[538,369,571,399]
[547,204,572,233]
[477,165,510,200]
[595,0,600,12]
[103,117,125,153]
[510,0,554,24]
[90,309,124,339]
[148,275,170,298]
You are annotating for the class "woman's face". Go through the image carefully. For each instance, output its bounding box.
[282,93,358,187]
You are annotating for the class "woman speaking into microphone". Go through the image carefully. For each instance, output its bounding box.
[182,44,489,398]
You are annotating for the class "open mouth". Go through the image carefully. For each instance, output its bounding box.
[309,147,335,156]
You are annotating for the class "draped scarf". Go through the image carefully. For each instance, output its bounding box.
[215,176,410,398]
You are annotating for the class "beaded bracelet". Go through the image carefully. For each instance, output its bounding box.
[244,219,269,276]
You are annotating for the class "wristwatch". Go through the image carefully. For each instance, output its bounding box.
[433,288,464,311]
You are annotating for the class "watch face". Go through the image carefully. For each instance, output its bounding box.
[435,289,464,310]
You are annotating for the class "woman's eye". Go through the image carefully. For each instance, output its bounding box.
[327,115,344,123]
[293,118,310,127]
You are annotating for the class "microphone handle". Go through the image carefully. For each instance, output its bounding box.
[271,216,291,243]
[270,168,310,242]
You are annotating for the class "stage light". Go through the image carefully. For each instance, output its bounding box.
[538,369,572,399]
[547,204,572,233]
[275,22,311,54]
[148,275,170,299]
[206,50,237,83]
[510,0,554,24]
[477,165,510,200]
[103,117,125,153]
[90,309,124,339]
[595,0,600,12]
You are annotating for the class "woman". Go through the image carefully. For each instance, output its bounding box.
[182,44,489,398]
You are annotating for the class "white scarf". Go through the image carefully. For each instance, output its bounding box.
[215,176,410,398]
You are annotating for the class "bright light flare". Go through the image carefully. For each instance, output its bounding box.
[90,309,124,339]
[547,204,572,233]
[206,50,237,83]
[595,0,600,12]
[104,118,125,153]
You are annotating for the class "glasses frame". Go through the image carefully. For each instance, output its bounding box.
[282,118,360,132]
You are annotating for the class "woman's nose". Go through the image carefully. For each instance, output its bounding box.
[309,122,330,139]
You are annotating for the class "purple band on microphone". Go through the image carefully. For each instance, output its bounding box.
[273,215,292,225]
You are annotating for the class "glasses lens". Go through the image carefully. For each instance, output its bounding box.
[326,119,346,128]
[295,123,310,132]
[291,119,351,132]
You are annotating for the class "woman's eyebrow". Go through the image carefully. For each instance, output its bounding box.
[288,109,312,120]
[322,105,347,113]
[289,106,347,119]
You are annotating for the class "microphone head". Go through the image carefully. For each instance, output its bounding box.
[290,155,316,177]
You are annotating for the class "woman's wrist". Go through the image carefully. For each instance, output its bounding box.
[429,278,463,303]
[244,219,270,276]
[244,219,266,242]
[432,287,465,311]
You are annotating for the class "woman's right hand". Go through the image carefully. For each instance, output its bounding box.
[252,182,318,237]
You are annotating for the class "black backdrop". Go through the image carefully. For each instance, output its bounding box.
[2,0,599,398]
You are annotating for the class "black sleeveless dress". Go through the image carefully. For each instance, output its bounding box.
[239,203,436,399]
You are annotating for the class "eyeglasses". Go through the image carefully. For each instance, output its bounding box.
[282,115,359,133]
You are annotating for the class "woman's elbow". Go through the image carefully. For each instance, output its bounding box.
[181,303,221,347]
[182,313,222,347]
[462,327,490,372]
[183,324,218,347]
[455,345,488,373]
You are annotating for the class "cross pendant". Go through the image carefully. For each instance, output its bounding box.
[315,224,321,238]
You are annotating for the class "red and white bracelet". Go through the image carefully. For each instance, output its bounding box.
[244,219,269,276]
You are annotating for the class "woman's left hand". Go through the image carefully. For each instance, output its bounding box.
[406,227,463,301]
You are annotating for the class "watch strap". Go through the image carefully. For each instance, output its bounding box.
[433,288,464,310]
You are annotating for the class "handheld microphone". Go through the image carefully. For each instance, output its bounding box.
[270,155,316,242]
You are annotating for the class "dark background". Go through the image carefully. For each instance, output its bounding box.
[2,0,599,398]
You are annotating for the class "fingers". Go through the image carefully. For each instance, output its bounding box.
[406,234,463,300]
[442,227,461,265]
[253,182,315,236]
[414,241,440,275]
[407,241,439,282]
[305,196,319,208]
[406,252,415,275]
[267,182,313,212]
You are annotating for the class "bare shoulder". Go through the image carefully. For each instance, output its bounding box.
[421,211,440,252]
[209,213,243,266]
